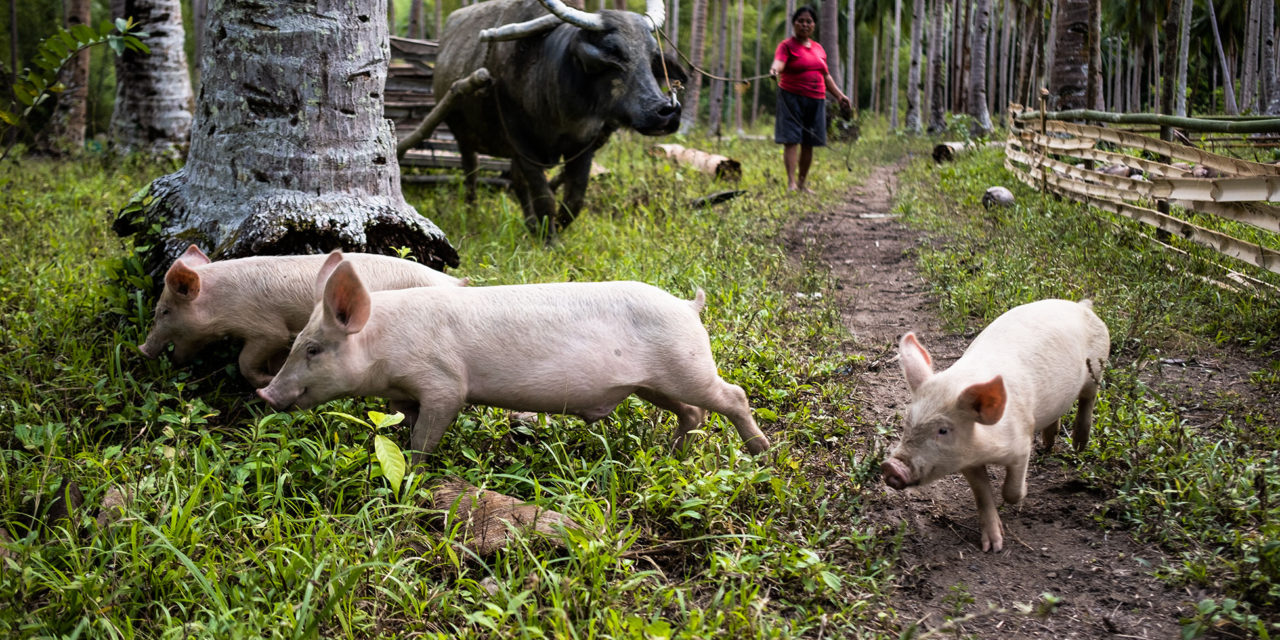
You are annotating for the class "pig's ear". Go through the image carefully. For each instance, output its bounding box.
[178,244,211,267]
[957,375,1006,425]
[323,261,370,334]
[314,250,345,300]
[898,333,934,393]
[164,260,202,302]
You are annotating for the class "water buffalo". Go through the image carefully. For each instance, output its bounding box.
[434,0,686,236]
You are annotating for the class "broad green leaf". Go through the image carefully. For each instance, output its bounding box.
[72,24,97,42]
[374,435,406,496]
[124,37,150,54]
[115,17,128,33]
[0,109,17,125]
[58,30,78,50]
[108,37,125,57]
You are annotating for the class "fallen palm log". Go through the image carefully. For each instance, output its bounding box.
[652,144,742,181]
[396,67,492,159]
[932,140,1005,163]
[431,478,576,556]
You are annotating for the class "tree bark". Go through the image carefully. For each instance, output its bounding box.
[1014,0,1037,107]
[891,0,901,128]
[47,0,93,154]
[846,0,856,103]
[408,0,425,39]
[1047,0,1086,110]
[1243,0,1260,109]
[732,0,744,132]
[1175,0,1192,115]
[1207,0,1240,114]
[871,27,880,113]
[750,0,761,124]
[707,0,728,135]
[116,0,458,278]
[928,0,946,131]
[1085,0,1101,110]
[968,0,991,133]
[905,0,924,132]
[109,0,194,156]
[192,0,207,75]
[949,0,962,111]
[680,0,709,132]
[435,0,443,39]
[821,0,841,84]
[1160,0,1177,118]
[1263,0,1279,113]
[670,0,680,49]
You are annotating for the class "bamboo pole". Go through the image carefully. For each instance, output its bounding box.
[1012,109,1280,133]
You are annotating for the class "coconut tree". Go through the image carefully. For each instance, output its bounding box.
[927,0,946,130]
[821,0,841,82]
[968,0,991,132]
[1047,0,1087,110]
[904,0,924,131]
[116,0,457,278]
[408,0,425,38]
[1206,0,1239,113]
[109,0,194,156]
[681,0,709,131]
[46,0,92,154]
[1174,0,1192,115]
[890,0,900,127]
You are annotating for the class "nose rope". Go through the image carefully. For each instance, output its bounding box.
[648,19,680,109]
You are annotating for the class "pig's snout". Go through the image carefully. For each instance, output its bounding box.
[882,457,914,491]
[138,342,158,359]
[257,387,291,411]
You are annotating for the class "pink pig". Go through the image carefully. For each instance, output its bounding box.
[256,258,770,461]
[881,299,1110,552]
[139,245,464,386]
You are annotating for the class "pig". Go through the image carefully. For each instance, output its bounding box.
[256,259,770,461]
[139,245,465,387]
[881,299,1110,552]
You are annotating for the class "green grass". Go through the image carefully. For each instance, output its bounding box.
[2,120,1277,638]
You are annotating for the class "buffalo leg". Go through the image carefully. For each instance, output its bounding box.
[513,158,559,237]
[555,151,595,231]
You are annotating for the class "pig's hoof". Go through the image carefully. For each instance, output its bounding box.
[981,530,1004,553]
[508,411,539,426]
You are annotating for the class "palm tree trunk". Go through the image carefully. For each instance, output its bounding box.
[1206,0,1240,114]
[670,0,680,48]
[905,0,924,131]
[123,0,457,276]
[1048,0,1087,111]
[822,0,842,85]
[923,0,934,118]
[998,0,1013,118]
[1086,0,1101,110]
[192,0,207,75]
[47,0,93,154]
[928,0,947,130]
[986,0,998,116]
[733,0,744,133]
[847,0,857,102]
[681,0,709,131]
[1014,0,1038,108]
[435,0,443,40]
[109,0,194,157]
[891,0,902,128]
[870,29,880,112]
[707,0,729,135]
[1243,0,1260,109]
[1263,0,1279,113]
[1175,0,1192,115]
[751,0,762,124]
[968,0,991,132]
[408,0,425,39]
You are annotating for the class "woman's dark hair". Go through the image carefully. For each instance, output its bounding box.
[791,6,817,24]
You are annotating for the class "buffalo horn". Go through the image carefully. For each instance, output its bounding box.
[535,0,607,30]
[479,14,563,41]
[642,0,665,30]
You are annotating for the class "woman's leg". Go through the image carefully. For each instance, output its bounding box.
[783,143,800,190]
[797,145,814,192]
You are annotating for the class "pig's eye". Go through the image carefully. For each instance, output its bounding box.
[305,344,322,359]
[937,427,949,435]
[159,308,170,317]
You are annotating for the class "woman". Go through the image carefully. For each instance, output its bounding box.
[770,6,852,193]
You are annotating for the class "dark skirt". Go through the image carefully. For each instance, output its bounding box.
[774,89,827,147]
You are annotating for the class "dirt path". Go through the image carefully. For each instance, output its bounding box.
[794,162,1208,638]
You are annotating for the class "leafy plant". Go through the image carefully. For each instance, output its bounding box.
[327,409,409,497]
[1,17,150,159]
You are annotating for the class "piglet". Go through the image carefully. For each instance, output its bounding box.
[139,245,464,386]
[881,299,1110,552]
[256,259,769,461]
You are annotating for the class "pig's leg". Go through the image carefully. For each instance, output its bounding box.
[960,465,1004,552]
[239,341,286,388]
[408,393,465,464]
[680,380,770,455]
[1040,419,1060,453]
[635,389,707,454]
[1001,454,1029,505]
[1071,382,1099,452]
[389,400,420,429]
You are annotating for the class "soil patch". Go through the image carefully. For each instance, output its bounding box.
[791,162,1223,637]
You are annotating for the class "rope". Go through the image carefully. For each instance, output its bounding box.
[657,28,769,85]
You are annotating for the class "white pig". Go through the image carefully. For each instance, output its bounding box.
[256,259,770,461]
[881,299,1110,552]
[139,245,464,386]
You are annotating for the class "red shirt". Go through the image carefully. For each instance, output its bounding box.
[775,37,830,100]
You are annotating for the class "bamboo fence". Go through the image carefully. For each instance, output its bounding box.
[1005,105,1280,277]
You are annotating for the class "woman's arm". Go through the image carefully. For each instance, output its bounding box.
[770,57,786,78]
[824,72,852,109]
